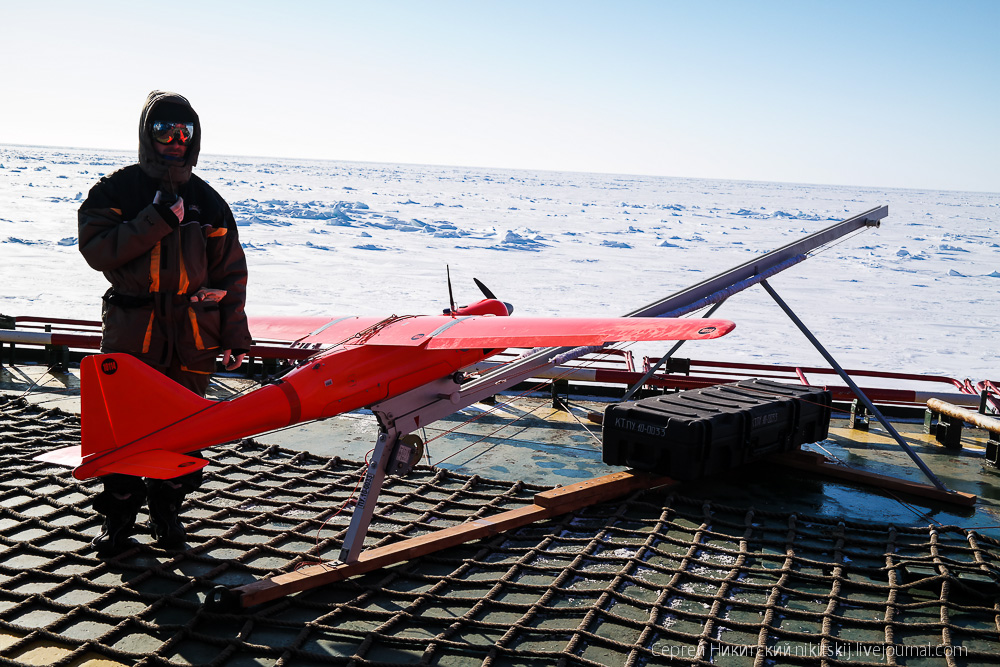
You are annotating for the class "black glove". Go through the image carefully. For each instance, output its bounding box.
[153,191,184,227]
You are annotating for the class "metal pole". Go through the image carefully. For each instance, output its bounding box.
[759,279,950,492]
[339,427,398,562]
[626,206,886,318]
[462,207,886,400]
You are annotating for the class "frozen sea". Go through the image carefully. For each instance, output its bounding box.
[1,144,997,382]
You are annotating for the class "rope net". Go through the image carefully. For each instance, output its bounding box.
[1,394,999,666]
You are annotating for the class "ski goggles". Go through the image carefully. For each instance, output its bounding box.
[151,121,195,145]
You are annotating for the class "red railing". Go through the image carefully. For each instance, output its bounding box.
[3,316,997,411]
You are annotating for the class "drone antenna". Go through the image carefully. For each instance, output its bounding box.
[447,265,457,316]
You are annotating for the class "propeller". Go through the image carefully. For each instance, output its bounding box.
[443,269,514,315]
[473,277,513,315]
[473,277,497,300]
[446,265,458,316]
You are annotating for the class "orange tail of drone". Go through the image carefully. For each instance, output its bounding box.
[35,352,298,480]
[69,354,216,479]
[83,353,210,447]
[33,354,216,479]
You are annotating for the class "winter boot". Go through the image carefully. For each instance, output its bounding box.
[146,479,189,548]
[91,480,145,557]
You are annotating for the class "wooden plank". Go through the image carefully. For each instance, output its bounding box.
[237,504,544,607]
[772,450,977,507]
[533,470,674,509]
[235,470,675,607]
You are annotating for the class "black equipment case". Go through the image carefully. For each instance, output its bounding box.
[602,379,832,480]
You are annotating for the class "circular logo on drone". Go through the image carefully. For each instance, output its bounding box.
[697,326,717,335]
[101,358,119,375]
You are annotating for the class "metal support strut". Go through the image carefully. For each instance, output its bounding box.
[759,279,950,493]
[338,421,424,563]
[622,299,728,401]
[338,428,399,563]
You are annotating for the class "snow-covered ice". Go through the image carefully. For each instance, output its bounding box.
[1,145,996,381]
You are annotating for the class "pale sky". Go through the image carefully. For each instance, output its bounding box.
[3,0,998,192]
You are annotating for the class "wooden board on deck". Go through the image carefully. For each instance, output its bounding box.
[773,449,977,507]
[234,469,673,607]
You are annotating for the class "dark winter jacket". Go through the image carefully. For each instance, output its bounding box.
[78,91,251,374]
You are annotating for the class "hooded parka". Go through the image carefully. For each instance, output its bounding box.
[78,91,251,383]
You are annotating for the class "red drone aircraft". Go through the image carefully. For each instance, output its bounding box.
[36,296,734,481]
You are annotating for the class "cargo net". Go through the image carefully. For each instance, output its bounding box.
[2,394,1000,667]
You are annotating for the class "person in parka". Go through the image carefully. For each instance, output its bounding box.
[78,90,252,556]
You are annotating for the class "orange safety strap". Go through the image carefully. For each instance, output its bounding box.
[141,310,154,354]
[187,309,207,350]
[149,242,161,292]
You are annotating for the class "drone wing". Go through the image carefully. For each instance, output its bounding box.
[362,316,734,348]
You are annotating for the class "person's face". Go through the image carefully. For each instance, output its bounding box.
[155,139,187,160]
[151,121,194,160]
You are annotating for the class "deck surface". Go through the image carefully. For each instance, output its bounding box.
[3,362,1000,665]
[3,361,998,536]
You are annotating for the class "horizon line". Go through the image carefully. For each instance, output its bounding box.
[2,142,998,198]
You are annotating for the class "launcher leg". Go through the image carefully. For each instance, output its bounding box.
[760,279,949,493]
[337,425,424,563]
[339,427,398,563]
